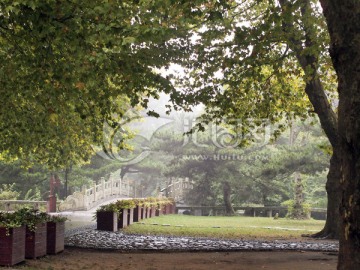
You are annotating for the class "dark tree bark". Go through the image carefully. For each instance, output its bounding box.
[311,148,340,239]
[222,181,235,215]
[319,1,360,268]
[302,80,340,239]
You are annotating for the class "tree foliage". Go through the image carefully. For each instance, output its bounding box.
[150,115,329,215]
[0,160,48,200]
[0,0,202,168]
[0,183,20,200]
[172,1,336,131]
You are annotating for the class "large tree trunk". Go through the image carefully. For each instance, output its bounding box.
[337,70,360,269]
[319,1,360,268]
[311,148,340,239]
[222,181,235,215]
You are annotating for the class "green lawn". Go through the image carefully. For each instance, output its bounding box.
[124,215,325,240]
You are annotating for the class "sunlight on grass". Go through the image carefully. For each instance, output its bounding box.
[124,215,325,240]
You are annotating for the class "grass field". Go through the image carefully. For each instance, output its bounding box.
[124,215,325,240]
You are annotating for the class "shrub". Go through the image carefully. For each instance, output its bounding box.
[281,200,311,219]
[0,211,23,235]
[114,199,136,209]
[15,208,48,231]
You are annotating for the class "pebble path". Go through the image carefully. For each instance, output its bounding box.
[65,225,339,252]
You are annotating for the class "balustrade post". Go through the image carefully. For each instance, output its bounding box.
[93,183,97,203]
[119,178,122,196]
[115,178,118,195]
[127,179,130,197]
[101,177,105,199]
[82,185,88,209]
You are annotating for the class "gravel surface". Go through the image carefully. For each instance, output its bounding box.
[65,226,338,252]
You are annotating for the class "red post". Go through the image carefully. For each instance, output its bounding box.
[47,195,57,213]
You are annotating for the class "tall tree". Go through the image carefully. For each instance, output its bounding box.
[172,0,339,238]
[157,117,328,215]
[278,0,340,238]
[318,1,360,269]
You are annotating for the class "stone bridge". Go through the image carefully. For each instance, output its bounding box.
[58,169,134,211]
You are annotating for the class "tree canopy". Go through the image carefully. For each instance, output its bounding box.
[172,0,337,130]
[0,0,199,168]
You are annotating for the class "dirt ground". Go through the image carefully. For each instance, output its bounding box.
[15,247,337,270]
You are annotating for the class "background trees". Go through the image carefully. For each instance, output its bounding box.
[149,115,330,217]
[0,161,48,200]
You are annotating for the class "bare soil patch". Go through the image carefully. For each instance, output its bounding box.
[16,247,337,270]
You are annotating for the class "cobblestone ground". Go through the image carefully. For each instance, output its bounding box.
[65,224,338,252]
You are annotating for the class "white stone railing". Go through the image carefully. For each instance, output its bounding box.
[58,169,134,212]
[161,177,193,202]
